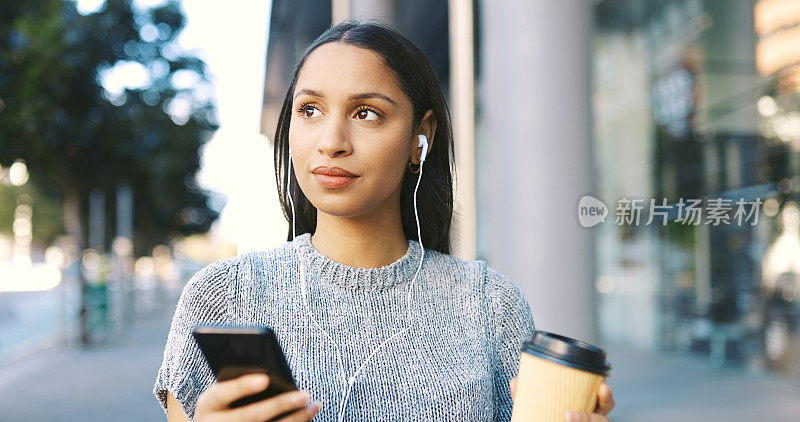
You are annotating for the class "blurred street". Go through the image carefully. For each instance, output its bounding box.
[0,304,798,421]
[3,2,800,419]
[0,306,172,422]
[604,342,800,422]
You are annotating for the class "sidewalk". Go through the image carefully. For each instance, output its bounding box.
[1,310,799,421]
[603,341,800,422]
[0,307,173,422]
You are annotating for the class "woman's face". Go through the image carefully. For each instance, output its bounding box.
[289,42,426,218]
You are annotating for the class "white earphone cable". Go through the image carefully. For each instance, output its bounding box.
[287,140,426,422]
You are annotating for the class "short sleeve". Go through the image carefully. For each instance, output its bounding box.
[153,258,236,420]
[484,263,537,422]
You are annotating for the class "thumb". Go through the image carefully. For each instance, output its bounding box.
[509,377,518,400]
[565,411,609,422]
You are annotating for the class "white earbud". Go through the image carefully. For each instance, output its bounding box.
[417,134,428,163]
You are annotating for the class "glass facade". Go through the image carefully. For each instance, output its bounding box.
[594,0,800,376]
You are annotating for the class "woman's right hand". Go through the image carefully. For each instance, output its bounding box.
[194,373,321,422]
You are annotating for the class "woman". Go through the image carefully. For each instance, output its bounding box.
[154,19,615,422]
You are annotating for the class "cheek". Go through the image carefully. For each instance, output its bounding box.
[359,142,409,191]
[288,119,306,151]
[288,122,315,166]
[373,146,408,175]
[363,122,413,174]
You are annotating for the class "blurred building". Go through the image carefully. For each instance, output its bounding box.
[595,0,800,377]
[260,0,800,381]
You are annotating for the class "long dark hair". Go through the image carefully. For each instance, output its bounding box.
[274,18,456,254]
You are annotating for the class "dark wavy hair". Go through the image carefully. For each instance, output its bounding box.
[273,18,456,254]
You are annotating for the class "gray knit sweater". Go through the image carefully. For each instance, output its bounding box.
[154,232,536,421]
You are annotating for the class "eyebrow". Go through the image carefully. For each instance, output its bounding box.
[293,88,399,107]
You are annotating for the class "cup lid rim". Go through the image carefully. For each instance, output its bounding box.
[521,331,612,377]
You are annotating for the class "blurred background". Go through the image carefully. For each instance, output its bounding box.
[2,0,800,421]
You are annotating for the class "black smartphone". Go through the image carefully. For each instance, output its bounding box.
[192,324,298,409]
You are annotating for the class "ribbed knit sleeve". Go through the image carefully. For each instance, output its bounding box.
[484,263,537,422]
[153,258,236,420]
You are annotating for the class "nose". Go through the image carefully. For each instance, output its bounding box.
[316,116,352,158]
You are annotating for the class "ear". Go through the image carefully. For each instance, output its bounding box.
[412,109,437,164]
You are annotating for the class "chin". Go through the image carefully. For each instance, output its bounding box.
[308,196,367,218]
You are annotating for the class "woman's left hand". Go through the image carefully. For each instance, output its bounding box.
[509,377,615,421]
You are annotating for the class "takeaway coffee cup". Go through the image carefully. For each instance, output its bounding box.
[510,330,611,422]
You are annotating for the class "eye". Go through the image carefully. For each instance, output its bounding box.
[296,103,322,118]
[354,106,381,121]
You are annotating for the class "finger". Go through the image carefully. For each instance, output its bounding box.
[200,373,270,411]
[272,401,322,422]
[509,378,517,399]
[595,383,615,415]
[228,389,310,422]
[565,411,609,422]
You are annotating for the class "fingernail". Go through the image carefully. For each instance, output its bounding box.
[308,401,322,413]
[250,374,268,388]
[564,411,579,422]
[293,391,310,405]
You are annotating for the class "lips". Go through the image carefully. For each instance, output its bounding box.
[312,166,358,177]
[312,166,359,189]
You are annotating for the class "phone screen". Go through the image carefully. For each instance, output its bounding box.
[192,324,297,408]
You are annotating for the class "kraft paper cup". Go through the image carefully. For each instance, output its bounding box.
[510,331,611,422]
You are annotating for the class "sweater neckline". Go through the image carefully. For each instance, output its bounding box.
[291,232,423,291]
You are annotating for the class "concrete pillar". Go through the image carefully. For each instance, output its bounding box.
[345,0,394,23]
[480,0,597,343]
[449,0,477,260]
[332,0,350,24]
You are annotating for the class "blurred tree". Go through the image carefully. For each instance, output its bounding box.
[0,183,65,246]
[0,0,220,256]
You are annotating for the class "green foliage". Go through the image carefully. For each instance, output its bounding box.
[0,0,221,254]
[0,182,65,246]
